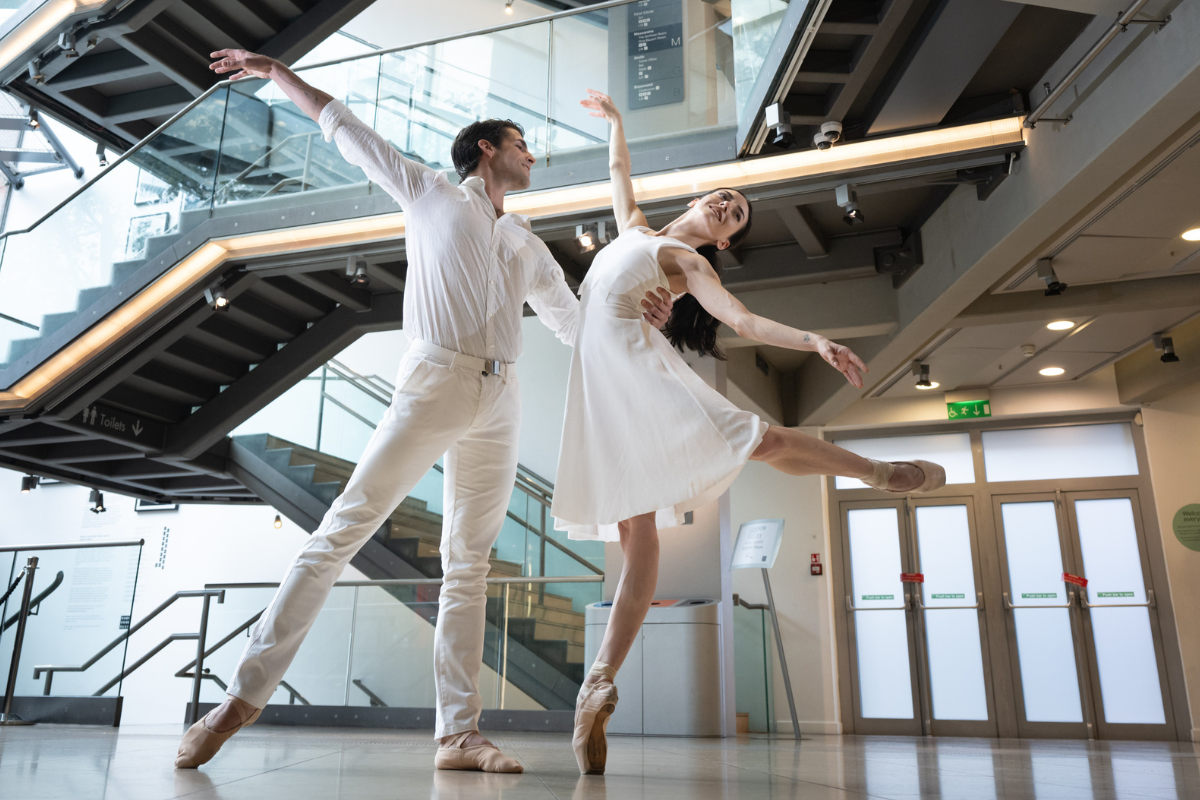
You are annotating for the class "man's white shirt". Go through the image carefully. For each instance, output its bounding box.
[318,99,578,362]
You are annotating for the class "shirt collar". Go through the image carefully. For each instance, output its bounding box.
[461,175,531,231]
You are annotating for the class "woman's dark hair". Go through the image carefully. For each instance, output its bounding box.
[451,119,524,181]
[662,189,754,359]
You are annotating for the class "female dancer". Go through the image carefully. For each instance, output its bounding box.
[553,90,945,775]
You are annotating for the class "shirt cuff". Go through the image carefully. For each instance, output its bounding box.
[318,99,350,143]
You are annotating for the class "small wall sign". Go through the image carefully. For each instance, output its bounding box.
[947,400,991,420]
[1172,504,1200,552]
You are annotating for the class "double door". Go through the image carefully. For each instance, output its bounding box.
[838,490,1175,740]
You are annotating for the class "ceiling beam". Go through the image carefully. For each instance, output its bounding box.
[723,275,899,348]
[724,230,901,291]
[1115,314,1200,404]
[952,274,1200,327]
[776,204,829,256]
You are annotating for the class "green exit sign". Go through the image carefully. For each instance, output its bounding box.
[947,400,991,420]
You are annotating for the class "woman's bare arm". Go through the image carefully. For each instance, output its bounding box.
[679,254,868,388]
[580,89,647,232]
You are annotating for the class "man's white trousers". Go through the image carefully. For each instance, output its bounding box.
[227,341,521,738]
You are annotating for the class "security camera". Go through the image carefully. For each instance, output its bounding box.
[813,120,842,151]
[765,103,795,150]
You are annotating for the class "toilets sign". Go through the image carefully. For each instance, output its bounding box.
[69,402,163,446]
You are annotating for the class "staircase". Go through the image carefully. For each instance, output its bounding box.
[230,432,587,706]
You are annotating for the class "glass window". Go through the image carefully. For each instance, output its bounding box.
[982,424,1138,483]
[833,433,975,489]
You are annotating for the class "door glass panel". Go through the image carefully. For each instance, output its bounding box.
[1000,501,1083,723]
[1075,498,1166,725]
[982,424,1138,482]
[833,433,975,489]
[847,507,912,719]
[915,505,988,721]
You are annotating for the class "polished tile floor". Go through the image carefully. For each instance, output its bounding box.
[1,724,1198,800]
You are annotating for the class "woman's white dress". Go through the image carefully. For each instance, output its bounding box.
[551,227,768,542]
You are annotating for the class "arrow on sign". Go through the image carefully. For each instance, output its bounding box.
[132,421,143,437]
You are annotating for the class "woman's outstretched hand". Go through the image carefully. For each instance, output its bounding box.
[581,89,622,124]
[817,338,868,389]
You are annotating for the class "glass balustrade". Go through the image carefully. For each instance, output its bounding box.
[0,541,143,698]
[233,361,603,582]
[0,0,756,382]
[196,578,602,711]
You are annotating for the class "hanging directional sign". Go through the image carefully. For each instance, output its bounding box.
[58,401,165,448]
[628,0,685,109]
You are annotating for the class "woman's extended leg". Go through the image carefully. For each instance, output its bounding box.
[573,511,659,774]
[750,426,940,492]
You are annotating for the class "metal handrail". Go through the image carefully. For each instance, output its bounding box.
[32,588,224,722]
[0,538,143,553]
[213,130,321,202]
[353,679,388,707]
[1002,590,1073,610]
[1,570,63,632]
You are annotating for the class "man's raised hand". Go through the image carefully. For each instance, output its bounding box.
[641,287,674,329]
[210,50,276,81]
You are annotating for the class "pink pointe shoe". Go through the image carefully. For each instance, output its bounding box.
[174,699,261,768]
[574,662,619,775]
[861,459,946,493]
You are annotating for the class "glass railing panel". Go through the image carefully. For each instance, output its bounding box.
[343,584,442,710]
[0,543,142,698]
[375,22,551,174]
[0,88,229,371]
[212,59,382,209]
[733,601,774,733]
[731,0,792,121]
[495,579,599,706]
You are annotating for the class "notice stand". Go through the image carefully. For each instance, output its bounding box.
[731,519,799,740]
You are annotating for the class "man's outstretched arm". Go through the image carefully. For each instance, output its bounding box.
[210,50,436,208]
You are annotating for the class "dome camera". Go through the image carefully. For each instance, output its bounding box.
[813,120,842,151]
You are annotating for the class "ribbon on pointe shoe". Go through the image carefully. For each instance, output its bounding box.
[434,731,523,773]
[174,701,261,769]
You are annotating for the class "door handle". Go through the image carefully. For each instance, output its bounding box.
[846,594,909,612]
[916,591,984,611]
[1003,590,1072,610]
[1079,587,1156,609]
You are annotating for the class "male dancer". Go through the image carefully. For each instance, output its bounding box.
[175,50,673,772]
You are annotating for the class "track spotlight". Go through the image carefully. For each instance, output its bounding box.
[96,142,107,168]
[89,488,106,514]
[58,31,78,58]
[765,103,794,150]
[575,221,609,253]
[1154,333,1180,363]
[27,61,43,85]
[346,255,370,287]
[1036,258,1067,296]
[912,362,935,389]
[20,475,38,493]
[505,0,514,13]
[26,108,38,130]
[204,285,230,311]
[836,184,864,226]
[274,513,283,529]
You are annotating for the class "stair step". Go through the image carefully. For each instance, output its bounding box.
[76,284,115,310]
[110,258,146,285]
[39,310,78,338]
[284,463,316,487]
[534,619,585,645]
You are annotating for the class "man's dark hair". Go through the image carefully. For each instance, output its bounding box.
[451,119,525,181]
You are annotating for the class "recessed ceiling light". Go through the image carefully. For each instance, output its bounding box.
[1039,367,1066,376]
[1046,320,1075,331]
[914,381,940,390]
[1182,227,1200,241]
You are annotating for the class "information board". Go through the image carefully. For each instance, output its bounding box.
[628,0,684,109]
[731,519,785,570]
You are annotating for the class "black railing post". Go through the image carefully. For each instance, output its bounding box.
[190,593,214,724]
[1,557,37,726]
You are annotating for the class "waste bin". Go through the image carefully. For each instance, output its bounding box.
[584,599,722,736]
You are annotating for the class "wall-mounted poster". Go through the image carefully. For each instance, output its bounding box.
[134,168,178,205]
[628,0,684,109]
[125,212,169,260]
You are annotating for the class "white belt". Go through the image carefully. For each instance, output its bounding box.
[410,339,514,379]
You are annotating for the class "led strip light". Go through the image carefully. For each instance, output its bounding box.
[0,116,1025,412]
